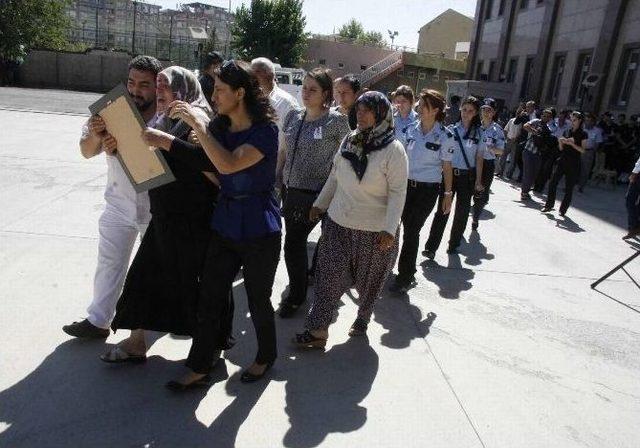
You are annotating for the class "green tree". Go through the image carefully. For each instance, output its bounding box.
[357,31,385,47]
[337,19,364,40]
[231,0,307,67]
[0,0,71,62]
[337,19,386,47]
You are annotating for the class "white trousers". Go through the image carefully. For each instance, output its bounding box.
[86,205,148,329]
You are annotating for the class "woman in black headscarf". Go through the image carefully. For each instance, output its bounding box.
[101,66,231,363]
[293,91,408,348]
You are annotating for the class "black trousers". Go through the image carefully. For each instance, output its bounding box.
[534,149,558,192]
[545,158,580,214]
[472,159,495,222]
[397,181,440,283]
[426,171,473,253]
[186,231,281,374]
[283,217,318,306]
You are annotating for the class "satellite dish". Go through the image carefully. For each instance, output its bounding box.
[582,73,602,88]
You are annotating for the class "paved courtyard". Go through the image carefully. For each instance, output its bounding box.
[1,87,639,448]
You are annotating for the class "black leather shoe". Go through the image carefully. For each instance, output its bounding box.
[422,249,436,260]
[165,374,212,392]
[63,319,109,339]
[277,302,300,319]
[240,361,274,383]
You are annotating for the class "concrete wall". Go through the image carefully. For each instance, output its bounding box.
[18,49,168,93]
[417,9,474,59]
[302,38,394,77]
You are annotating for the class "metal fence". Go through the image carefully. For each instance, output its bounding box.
[67,27,228,69]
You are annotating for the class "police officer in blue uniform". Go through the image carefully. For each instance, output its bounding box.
[390,89,455,293]
[392,85,418,147]
[423,96,485,257]
[472,98,505,230]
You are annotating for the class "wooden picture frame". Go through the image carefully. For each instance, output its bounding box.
[89,84,175,192]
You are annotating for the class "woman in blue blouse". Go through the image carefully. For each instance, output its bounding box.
[157,60,281,389]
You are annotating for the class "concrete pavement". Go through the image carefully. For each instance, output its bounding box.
[1,88,639,448]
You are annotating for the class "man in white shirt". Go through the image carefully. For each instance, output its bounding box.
[623,156,640,239]
[496,109,523,177]
[251,57,299,187]
[579,113,604,192]
[62,56,161,338]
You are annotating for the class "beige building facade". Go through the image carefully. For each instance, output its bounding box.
[302,36,395,76]
[417,9,474,58]
[467,0,640,114]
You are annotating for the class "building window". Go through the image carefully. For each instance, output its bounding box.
[488,60,496,82]
[520,0,529,9]
[569,51,592,104]
[338,62,345,68]
[319,58,326,65]
[498,0,506,15]
[484,0,494,20]
[612,46,640,107]
[397,69,405,76]
[406,70,415,78]
[476,60,484,80]
[360,65,367,70]
[506,57,518,83]
[546,54,565,102]
[418,72,426,80]
[520,57,534,98]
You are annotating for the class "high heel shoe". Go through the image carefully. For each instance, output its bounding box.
[240,361,274,383]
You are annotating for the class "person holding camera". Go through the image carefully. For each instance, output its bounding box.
[520,108,556,201]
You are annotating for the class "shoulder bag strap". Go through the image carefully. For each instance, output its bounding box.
[286,110,307,187]
[453,127,472,171]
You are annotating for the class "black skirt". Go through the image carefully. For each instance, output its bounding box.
[111,211,212,336]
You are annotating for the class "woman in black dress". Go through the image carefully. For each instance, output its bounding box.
[101,66,228,362]
[541,111,587,216]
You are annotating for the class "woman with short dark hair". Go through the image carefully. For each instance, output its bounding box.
[333,74,361,130]
[541,111,587,216]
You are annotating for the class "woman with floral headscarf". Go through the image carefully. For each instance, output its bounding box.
[101,66,231,363]
[293,91,408,347]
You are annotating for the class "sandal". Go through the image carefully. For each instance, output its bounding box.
[348,318,368,337]
[292,330,327,349]
[100,346,147,364]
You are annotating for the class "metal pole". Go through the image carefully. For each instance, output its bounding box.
[591,249,640,289]
[95,0,99,46]
[168,14,173,60]
[132,1,137,54]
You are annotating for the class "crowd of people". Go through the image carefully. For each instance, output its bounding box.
[61,52,640,391]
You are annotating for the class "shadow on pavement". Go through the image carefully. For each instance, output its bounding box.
[420,255,475,300]
[374,292,437,349]
[0,283,379,448]
[543,212,586,233]
[463,231,495,266]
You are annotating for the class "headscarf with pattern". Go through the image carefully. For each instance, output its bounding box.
[153,66,213,136]
[340,91,396,181]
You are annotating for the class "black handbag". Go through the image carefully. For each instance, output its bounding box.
[281,111,318,223]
